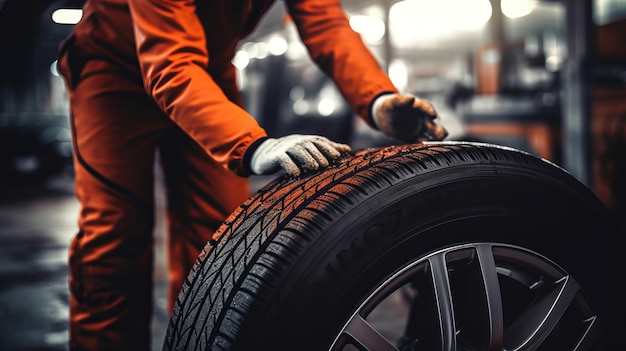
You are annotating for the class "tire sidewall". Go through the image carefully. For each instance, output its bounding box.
[236,163,623,350]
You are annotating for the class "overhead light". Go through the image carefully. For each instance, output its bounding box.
[317,99,336,116]
[501,0,536,19]
[389,0,492,45]
[50,60,60,76]
[349,15,385,44]
[52,8,83,24]
[254,42,269,60]
[293,100,309,115]
[241,42,259,59]
[388,59,408,91]
[286,41,307,60]
[268,36,288,56]
[232,50,250,70]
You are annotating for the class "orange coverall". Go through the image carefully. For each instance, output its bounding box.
[58,0,398,349]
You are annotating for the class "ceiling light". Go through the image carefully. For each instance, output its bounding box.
[232,50,250,70]
[349,15,386,44]
[388,59,408,91]
[501,0,536,19]
[52,8,83,25]
[268,36,288,56]
[50,60,60,76]
[389,0,492,45]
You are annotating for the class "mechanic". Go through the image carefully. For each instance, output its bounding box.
[57,0,448,349]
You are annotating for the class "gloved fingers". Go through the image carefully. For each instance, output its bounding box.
[249,135,351,177]
[309,137,351,158]
[302,140,330,168]
[410,98,438,119]
[383,94,436,119]
[285,137,352,177]
[286,144,321,172]
[375,95,410,128]
[373,93,448,143]
[422,118,448,141]
[392,94,416,109]
[331,140,352,154]
[277,153,303,177]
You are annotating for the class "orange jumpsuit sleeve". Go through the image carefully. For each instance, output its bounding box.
[285,0,399,127]
[126,0,267,175]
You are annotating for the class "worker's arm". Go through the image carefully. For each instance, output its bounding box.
[127,0,267,175]
[286,0,447,143]
[127,0,350,176]
[285,0,397,125]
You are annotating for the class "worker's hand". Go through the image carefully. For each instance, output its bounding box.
[249,135,351,177]
[372,93,448,143]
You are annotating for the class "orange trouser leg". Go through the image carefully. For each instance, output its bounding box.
[64,59,249,350]
[158,130,250,312]
[66,63,168,350]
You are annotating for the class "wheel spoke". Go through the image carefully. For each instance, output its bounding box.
[505,275,579,350]
[573,316,599,351]
[344,314,398,351]
[332,243,599,351]
[429,253,457,351]
[475,244,504,350]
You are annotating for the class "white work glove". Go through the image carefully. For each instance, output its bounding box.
[372,93,448,143]
[249,135,351,177]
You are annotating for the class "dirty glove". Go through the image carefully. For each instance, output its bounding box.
[249,135,351,177]
[372,93,448,143]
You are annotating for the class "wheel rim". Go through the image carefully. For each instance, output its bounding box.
[330,243,600,351]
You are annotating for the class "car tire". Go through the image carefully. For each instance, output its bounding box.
[163,142,625,351]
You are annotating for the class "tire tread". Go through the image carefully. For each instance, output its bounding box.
[163,142,599,350]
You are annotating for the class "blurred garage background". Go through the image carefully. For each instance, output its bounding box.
[0,0,625,350]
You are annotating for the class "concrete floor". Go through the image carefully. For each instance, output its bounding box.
[0,172,80,351]
[0,169,276,351]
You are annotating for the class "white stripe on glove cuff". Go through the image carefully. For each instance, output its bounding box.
[249,135,351,177]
